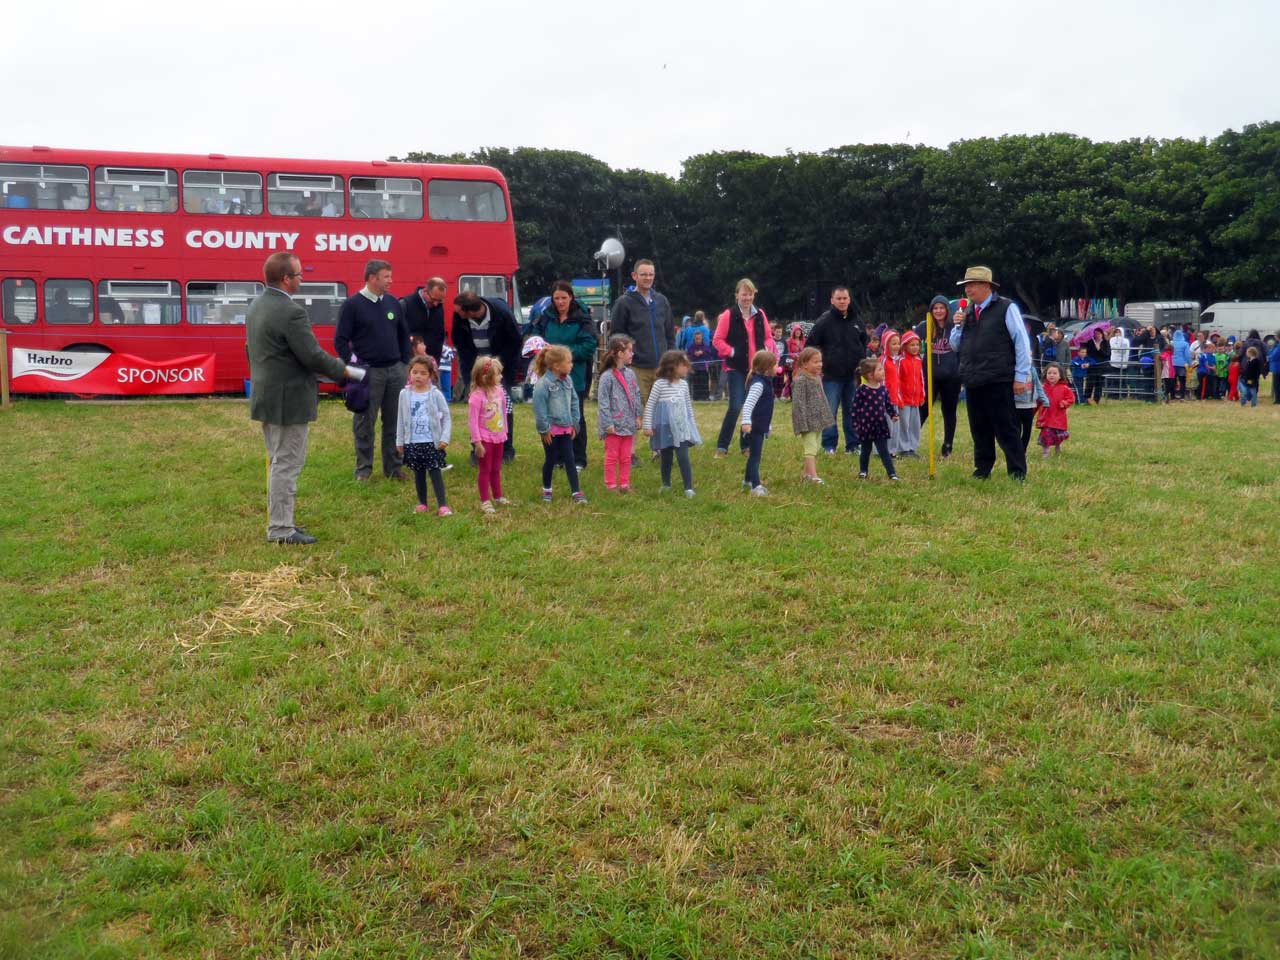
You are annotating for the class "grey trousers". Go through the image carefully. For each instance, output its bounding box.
[897,404,922,453]
[262,422,309,540]
[353,362,406,478]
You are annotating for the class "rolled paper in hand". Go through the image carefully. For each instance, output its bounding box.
[345,365,367,381]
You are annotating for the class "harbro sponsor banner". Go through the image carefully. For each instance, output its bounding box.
[1,224,391,253]
[12,348,214,395]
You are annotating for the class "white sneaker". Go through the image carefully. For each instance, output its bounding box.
[751,485,769,497]
[803,475,825,485]
[684,488,696,498]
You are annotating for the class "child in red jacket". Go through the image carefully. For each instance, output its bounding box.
[896,330,926,458]
[1035,363,1075,457]
[881,330,903,454]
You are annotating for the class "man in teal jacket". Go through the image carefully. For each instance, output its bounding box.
[247,251,359,544]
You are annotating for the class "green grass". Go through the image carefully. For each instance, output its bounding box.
[1,394,1277,959]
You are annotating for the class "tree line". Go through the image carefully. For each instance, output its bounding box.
[397,121,1280,324]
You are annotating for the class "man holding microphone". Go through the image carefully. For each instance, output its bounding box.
[948,266,1033,482]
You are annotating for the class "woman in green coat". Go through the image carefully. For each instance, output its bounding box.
[533,280,599,470]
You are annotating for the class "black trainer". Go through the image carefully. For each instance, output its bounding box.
[270,530,317,545]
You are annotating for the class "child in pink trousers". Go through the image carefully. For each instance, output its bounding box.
[468,357,511,514]
[596,335,644,493]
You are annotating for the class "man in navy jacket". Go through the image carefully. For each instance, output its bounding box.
[401,276,447,362]
[335,259,411,480]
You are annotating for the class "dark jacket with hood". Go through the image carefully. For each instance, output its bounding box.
[609,288,675,368]
[913,295,960,382]
[806,305,868,381]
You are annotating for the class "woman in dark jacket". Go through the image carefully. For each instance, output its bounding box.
[1084,327,1111,404]
[914,295,962,457]
[532,280,599,470]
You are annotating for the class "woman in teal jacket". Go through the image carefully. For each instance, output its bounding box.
[532,280,599,470]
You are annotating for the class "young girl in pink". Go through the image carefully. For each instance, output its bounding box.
[468,357,510,514]
[596,335,643,493]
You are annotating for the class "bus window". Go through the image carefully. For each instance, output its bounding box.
[98,280,180,324]
[183,171,264,215]
[267,173,344,217]
[428,180,506,222]
[349,177,423,220]
[2,278,38,324]
[94,167,179,213]
[291,282,347,326]
[187,281,264,324]
[44,280,93,325]
[0,163,90,210]
[458,275,509,300]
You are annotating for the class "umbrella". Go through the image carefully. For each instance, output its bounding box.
[1023,314,1046,335]
[1070,320,1111,347]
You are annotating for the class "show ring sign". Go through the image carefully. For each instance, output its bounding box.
[11,348,215,395]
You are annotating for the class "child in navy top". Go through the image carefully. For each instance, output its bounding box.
[852,358,900,481]
[740,350,778,496]
[1071,347,1091,404]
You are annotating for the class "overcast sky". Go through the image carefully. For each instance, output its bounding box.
[5,0,1276,177]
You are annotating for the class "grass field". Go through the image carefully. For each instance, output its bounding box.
[1,394,1277,959]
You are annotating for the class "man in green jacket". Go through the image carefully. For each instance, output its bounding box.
[247,251,361,544]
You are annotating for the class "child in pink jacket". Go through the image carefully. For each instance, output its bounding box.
[468,357,510,513]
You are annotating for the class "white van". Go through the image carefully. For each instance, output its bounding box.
[1199,302,1280,340]
[1123,301,1200,329]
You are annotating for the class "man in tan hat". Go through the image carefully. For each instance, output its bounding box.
[947,266,1034,481]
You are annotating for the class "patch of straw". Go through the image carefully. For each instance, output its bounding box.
[174,564,353,657]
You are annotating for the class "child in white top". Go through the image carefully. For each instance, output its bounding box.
[643,350,701,497]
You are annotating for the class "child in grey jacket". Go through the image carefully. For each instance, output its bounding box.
[596,335,643,492]
[790,347,837,484]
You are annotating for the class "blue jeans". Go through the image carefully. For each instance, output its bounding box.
[821,377,859,452]
[1239,383,1258,407]
[716,369,748,452]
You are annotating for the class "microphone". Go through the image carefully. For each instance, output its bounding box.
[958,298,969,311]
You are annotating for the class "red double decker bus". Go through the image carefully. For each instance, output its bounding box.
[0,145,519,395]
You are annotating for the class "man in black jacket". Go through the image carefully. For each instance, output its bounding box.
[805,286,867,454]
[452,290,522,461]
[948,266,1033,481]
[402,277,447,361]
[608,259,674,401]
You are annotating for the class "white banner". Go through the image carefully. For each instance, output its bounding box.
[11,348,109,383]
